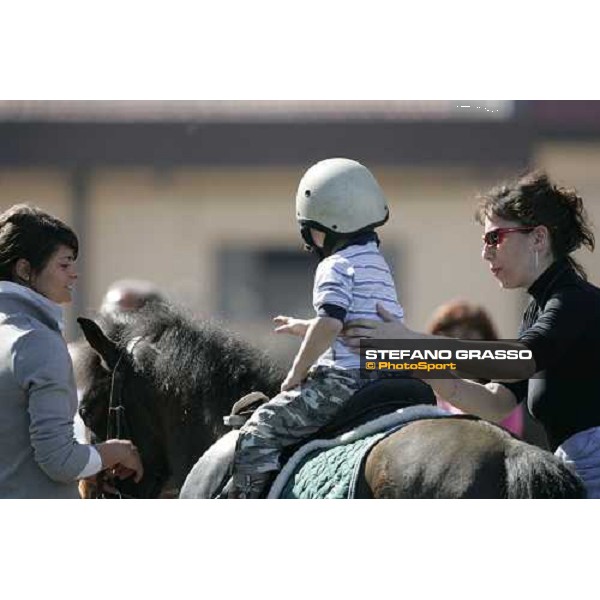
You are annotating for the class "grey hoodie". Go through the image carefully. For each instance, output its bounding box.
[0,282,91,498]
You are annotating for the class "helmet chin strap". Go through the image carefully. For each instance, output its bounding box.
[300,226,344,260]
[300,225,322,258]
[323,232,346,257]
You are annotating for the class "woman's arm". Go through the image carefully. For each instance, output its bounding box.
[344,304,536,381]
[14,330,93,482]
[15,330,143,483]
[427,377,519,423]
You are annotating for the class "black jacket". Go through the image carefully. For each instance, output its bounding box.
[503,259,600,450]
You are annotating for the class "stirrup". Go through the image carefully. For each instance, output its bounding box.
[224,391,269,429]
[228,473,273,499]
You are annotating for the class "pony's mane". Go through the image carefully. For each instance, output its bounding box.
[76,302,284,436]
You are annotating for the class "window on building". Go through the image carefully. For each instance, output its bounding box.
[218,246,314,321]
[217,244,400,322]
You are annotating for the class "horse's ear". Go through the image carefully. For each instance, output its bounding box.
[77,317,121,370]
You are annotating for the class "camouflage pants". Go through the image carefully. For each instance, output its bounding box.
[233,366,366,476]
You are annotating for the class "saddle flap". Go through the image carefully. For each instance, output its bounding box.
[224,391,270,428]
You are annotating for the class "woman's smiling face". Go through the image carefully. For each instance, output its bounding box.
[30,244,78,304]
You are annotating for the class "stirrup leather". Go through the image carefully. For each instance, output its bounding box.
[223,391,269,429]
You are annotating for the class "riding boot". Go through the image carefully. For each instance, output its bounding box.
[227,471,274,499]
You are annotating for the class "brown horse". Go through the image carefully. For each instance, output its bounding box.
[75,303,584,499]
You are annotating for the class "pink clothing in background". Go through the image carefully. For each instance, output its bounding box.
[437,397,524,437]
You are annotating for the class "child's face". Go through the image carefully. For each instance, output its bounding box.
[310,228,326,248]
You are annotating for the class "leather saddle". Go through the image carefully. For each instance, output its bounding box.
[179,376,435,499]
[227,376,435,439]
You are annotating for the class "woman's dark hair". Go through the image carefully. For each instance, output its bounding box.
[475,171,595,278]
[0,204,79,281]
[427,299,498,341]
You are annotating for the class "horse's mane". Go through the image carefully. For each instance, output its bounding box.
[76,302,284,439]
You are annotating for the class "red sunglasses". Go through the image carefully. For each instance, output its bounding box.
[482,227,535,247]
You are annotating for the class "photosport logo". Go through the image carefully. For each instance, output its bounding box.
[359,339,533,379]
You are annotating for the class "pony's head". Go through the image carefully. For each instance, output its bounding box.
[75,302,284,498]
[77,316,171,498]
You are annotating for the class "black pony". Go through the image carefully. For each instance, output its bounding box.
[76,302,585,499]
[75,303,283,498]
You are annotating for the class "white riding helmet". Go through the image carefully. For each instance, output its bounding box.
[295,158,389,234]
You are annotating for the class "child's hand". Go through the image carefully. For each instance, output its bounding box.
[280,369,307,392]
[273,315,311,337]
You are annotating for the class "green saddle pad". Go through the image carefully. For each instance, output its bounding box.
[269,405,451,499]
[280,431,388,499]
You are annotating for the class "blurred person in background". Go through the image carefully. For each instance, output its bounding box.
[0,204,143,498]
[100,278,165,315]
[426,299,524,437]
[344,172,600,498]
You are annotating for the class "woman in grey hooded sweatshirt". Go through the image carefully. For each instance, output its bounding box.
[0,204,143,498]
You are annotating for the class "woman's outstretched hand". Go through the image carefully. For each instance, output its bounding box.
[342,303,414,349]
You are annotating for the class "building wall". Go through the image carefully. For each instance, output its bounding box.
[0,168,71,219]
[81,164,527,363]
[0,168,79,333]
[534,141,600,285]
[2,142,600,362]
[376,166,525,337]
[86,167,301,314]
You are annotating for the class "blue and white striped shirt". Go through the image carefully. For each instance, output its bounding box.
[313,240,404,369]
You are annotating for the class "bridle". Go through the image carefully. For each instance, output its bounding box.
[94,337,172,499]
[107,353,129,442]
[96,351,136,499]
